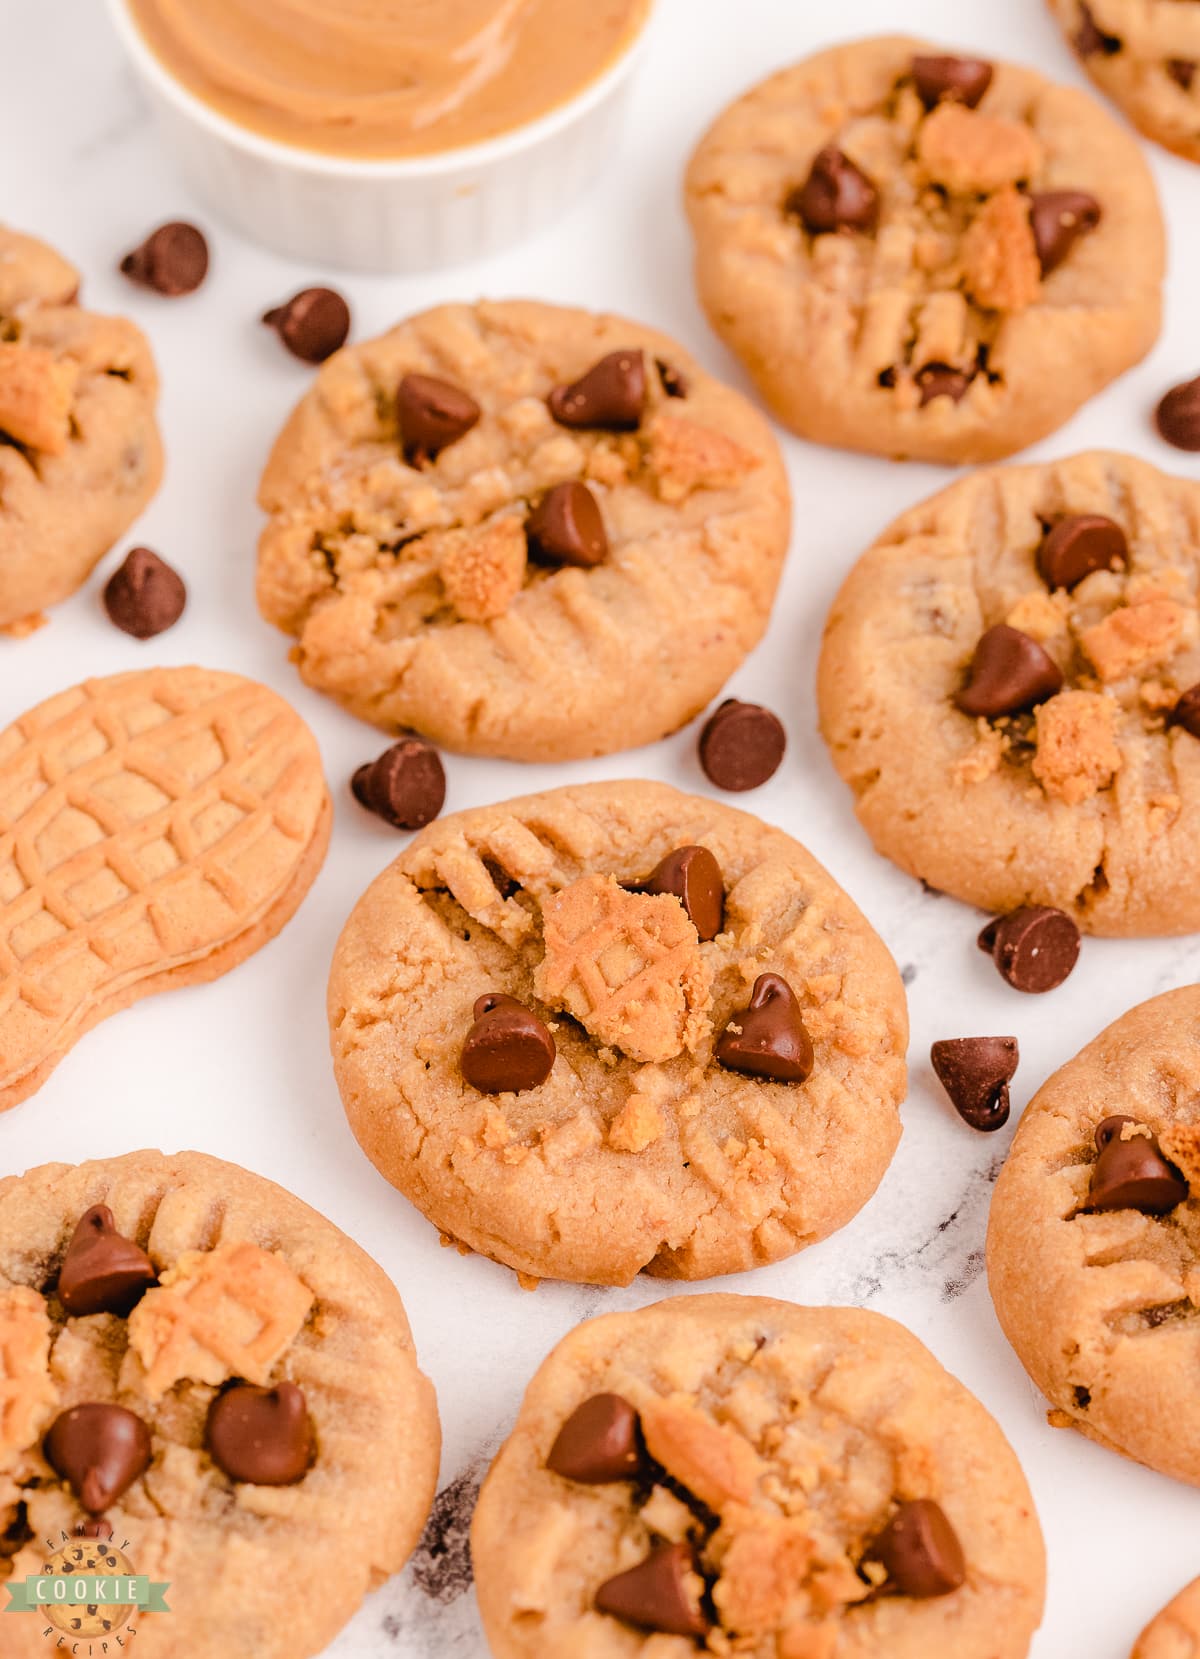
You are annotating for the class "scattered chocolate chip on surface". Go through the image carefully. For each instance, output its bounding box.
[207,1382,313,1485]
[787,145,879,235]
[119,221,209,296]
[526,481,608,568]
[351,735,446,830]
[397,373,481,463]
[978,905,1081,993]
[1088,1115,1188,1215]
[1156,375,1200,451]
[864,1499,966,1599]
[931,1037,1019,1132]
[44,1403,153,1514]
[716,972,814,1083]
[955,624,1064,719]
[1029,191,1102,276]
[547,1394,645,1484]
[595,1541,711,1638]
[57,1205,156,1318]
[698,699,785,791]
[916,362,974,406]
[262,286,350,363]
[1036,513,1126,590]
[635,846,724,941]
[911,54,993,110]
[461,994,555,1095]
[102,547,187,639]
[548,350,647,431]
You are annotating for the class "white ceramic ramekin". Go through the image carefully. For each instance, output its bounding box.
[104,0,656,273]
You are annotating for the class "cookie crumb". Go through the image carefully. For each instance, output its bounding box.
[917,104,1043,192]
[1031,690,1121,803]
[962,189,1042,312]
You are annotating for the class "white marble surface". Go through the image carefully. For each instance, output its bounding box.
[3,0,1200,1653]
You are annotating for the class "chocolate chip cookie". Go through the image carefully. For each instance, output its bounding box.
[1134,1576,1200,1656]
[257,301,791,761]
[685,37,1163,465]
[818,451,1200,935]
[0,1150,440,1659]
[0,226,163,633]
[471,1294,1046,1657]
[988,987,1200,1486]
[1050,0,1200,162]
[328,781,908,1285]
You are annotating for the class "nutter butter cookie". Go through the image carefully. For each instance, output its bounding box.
[256,301,791,761]
[818,452,1200,935]
[328,780,907,1285]
[0,1151,439,1659]
[471,1295,1046,1657]
[685,37,1163,464]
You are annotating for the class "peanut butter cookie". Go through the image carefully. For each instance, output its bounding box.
[328,781,907,1285]
[685,37,1163,464]
[988,987,1200,1486]
[1134,1576,1200,1656]
[818,451,1200,935]
[0,1150,440,1659]
[256,301,791,761]
[1050,0,1200,163]
[0,226,163,632]
[471,1294,1045,1658]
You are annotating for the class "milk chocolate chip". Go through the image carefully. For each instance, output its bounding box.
[1169,684,1200,737]
[1036,514,1126,590]
[916,363,974,406]
[699,700,785,791]
[397,373,481,462]
[636,846,724,941]
[352,735,446,830]
[207,1382,314,1485]
[864,1500,966,1599]
[1088,1115,1188,1215]
[788,146,879,236]
[595,1542,711,1638]
[119,222,209,296]
[526,481,608,568]
[1075,2,1122,55]
[716,973,814,1084]
[548,351,647,431]
[44,1404,152,1514]
[461,994,555,1094]
[103,547,187,639]
[930,1037,1019,1132]
[1029,192,1102,276]
[1156,376,1200,451]
[911,55,993,109]
[978,905,1080,993]
[547,1394,645,1484]
[262,287,350,363]
[1168,59,1197,91]
[955,625,1063,719]
[57,1206,156,1318]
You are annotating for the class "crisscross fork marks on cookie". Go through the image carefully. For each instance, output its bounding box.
[128,1240,314,1399]
[0,1286,57,1461]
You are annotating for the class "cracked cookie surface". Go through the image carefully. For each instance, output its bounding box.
[256,300,790,762]
[685,36,1163,465]
[987,988,1200,1486]
[0,1150,440,1659]
[1134,1575,1200,1656]
[817,451,1200,935]
[471,1294,1045,1658]
[328,781,907,1286]
[0,225,163,633]
[1049,0,1200,162]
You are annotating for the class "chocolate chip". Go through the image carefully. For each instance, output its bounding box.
[716,973,814,1084]
[787,146,879,236]
[655,358,688,398]
[526,481,608,568]
[698,699,785,791]
[1168,59,1197,91]
[1074,2,1122,55]
[978,905,1081,993]
[547,1394,645,1484]
[916,363,974,406]
[636,846,724,941]
[397,373,481,463]
[262,287,350,364]
[930,1037,1018,1132]
[351,735,446,830]
[102,547,186,639]
[864,1500,966,1599]
[1169,684,1200,737]
[119,222,209,296]
[1029,192,1102,276]
[207,1382,313,1485]
[1037,514,1126,590]
[595,1542,710,1638]
[44,1404,152,1514]
[461,994,555,1094]
[548,351,647,431]
[955,625,1064,720]
[911,55,994,109]
[1155,375,1200,451]
[1088,1115,1188,1215]
[57,1206,156,1318]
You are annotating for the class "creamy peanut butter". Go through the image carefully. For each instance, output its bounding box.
[126,0,652,160]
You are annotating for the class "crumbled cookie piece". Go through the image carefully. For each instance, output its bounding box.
[1159,1122,1200,1188]
[533,876,713,1064]
[953,723,1006,785]
[778,1624,838,1659]
[645,414,760,503]
[710,1506,815,1634]
[962,189,1042,313]
[128,1241,314,1398]
[432,515,526,623]
[0,1286,58,1464]
[639,1392,764,1510]
[1080,596,1194,681]
[916,104,1044,193]
[1032,690,1122,804]
[608,1094,666,1153]
[0,342,76,453]
[1006,589,1068,642]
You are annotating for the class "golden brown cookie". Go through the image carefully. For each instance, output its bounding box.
[0,667,331,1110]
[1134,1576,1200,1656]
[256,300,791,761]
[1049,0,1200,163]
[685,37,1163,464]
[0,226,163,632]
[818,451,1200,935]
[0,1150,440,1659]
[329,780,907,1285]
[471,1294,1046,1658]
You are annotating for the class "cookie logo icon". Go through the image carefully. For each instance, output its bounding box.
[40,1534,136,1639]
[4,1523,169,1646]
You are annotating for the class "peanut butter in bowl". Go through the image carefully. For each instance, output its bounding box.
[124,0,653,161]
